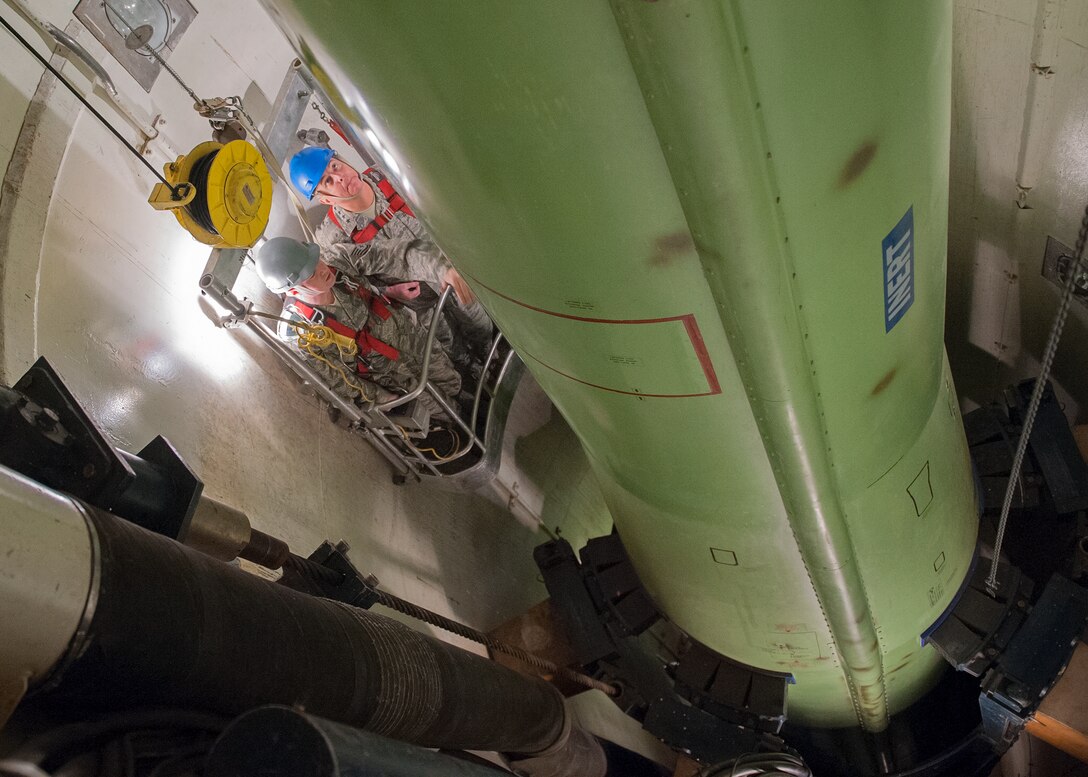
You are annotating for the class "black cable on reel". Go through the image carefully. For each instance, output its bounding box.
[185,150,220,235]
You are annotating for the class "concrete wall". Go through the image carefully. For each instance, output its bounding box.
[949,0,1088,420]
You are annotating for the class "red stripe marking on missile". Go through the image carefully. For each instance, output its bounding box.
[466,276,721,397]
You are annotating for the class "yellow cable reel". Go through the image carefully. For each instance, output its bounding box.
[148,139,273,248]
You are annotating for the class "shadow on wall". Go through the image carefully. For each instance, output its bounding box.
[945,4,1088,422]
[513,411,614,552]
[359,404,617,634]
[0,59,34,168]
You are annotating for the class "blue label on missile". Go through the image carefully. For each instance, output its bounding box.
[883,206,914,332]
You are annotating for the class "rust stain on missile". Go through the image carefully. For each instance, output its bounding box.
[838,140,878,189]
[649,231,696,266]
[871,368,897,396]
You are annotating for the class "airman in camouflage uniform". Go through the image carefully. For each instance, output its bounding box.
[290,147,493,366]
[256,237,462,419]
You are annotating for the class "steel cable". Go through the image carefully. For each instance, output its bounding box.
[372,588,619,697]
[106,3,317,242]
[185,149,219,234]
[986,201,1088,595]
[281,552,617,695]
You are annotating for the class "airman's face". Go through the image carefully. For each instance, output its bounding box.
[297,260,337,295]
[315,157,362,201]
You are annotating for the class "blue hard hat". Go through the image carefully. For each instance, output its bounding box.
[289,146,334,199]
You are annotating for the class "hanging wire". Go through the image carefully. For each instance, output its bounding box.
[0,13,186,198]
[986,201,1088,595]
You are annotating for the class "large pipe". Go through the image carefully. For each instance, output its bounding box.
[207,706,606,777]
[0,465,587,761]
[0,466,95,727]
[207,706,508,777]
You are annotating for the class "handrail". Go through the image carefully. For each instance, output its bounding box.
[199,270,414,478]
[2,0,162,146]
[377,287,451,412]
[43,23,117,96]
[423,334,504,465]
[470,333,503,437]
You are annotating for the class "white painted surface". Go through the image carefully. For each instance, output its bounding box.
[949,0,1088,420]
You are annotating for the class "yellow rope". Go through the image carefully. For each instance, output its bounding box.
[250,311,461,457]
[293,322,374,403]
[248,309,375,404]
[414,426,462,461]
[295,322,358,358]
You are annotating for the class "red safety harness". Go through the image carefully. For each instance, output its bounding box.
[290,285,399,374]
[327,168,415,245]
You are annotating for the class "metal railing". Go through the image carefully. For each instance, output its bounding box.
[196,60,518,484]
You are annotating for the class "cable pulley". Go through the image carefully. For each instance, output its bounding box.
[148,139,273,248]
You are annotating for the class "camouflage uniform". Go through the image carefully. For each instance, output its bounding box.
[278,271,462,419]
[314,172,493,363]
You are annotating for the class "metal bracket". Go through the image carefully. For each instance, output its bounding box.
[1042,234,1088,308]
[285,539,381,609]
[927,560,1032,677]
[1,357,204,540]
[977,575,1088,752]
[534,533,790,762]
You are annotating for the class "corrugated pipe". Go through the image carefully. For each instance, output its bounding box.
[0,466,604,773]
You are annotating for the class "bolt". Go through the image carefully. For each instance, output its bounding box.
[82,463,97,479]
[986,647,998,657]
[1006,682,1031,706]
[35,407,60,431]
[1017,600,1027,609]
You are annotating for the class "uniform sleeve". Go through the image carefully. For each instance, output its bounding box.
[316,210,453,289]
[361,236,453,288]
